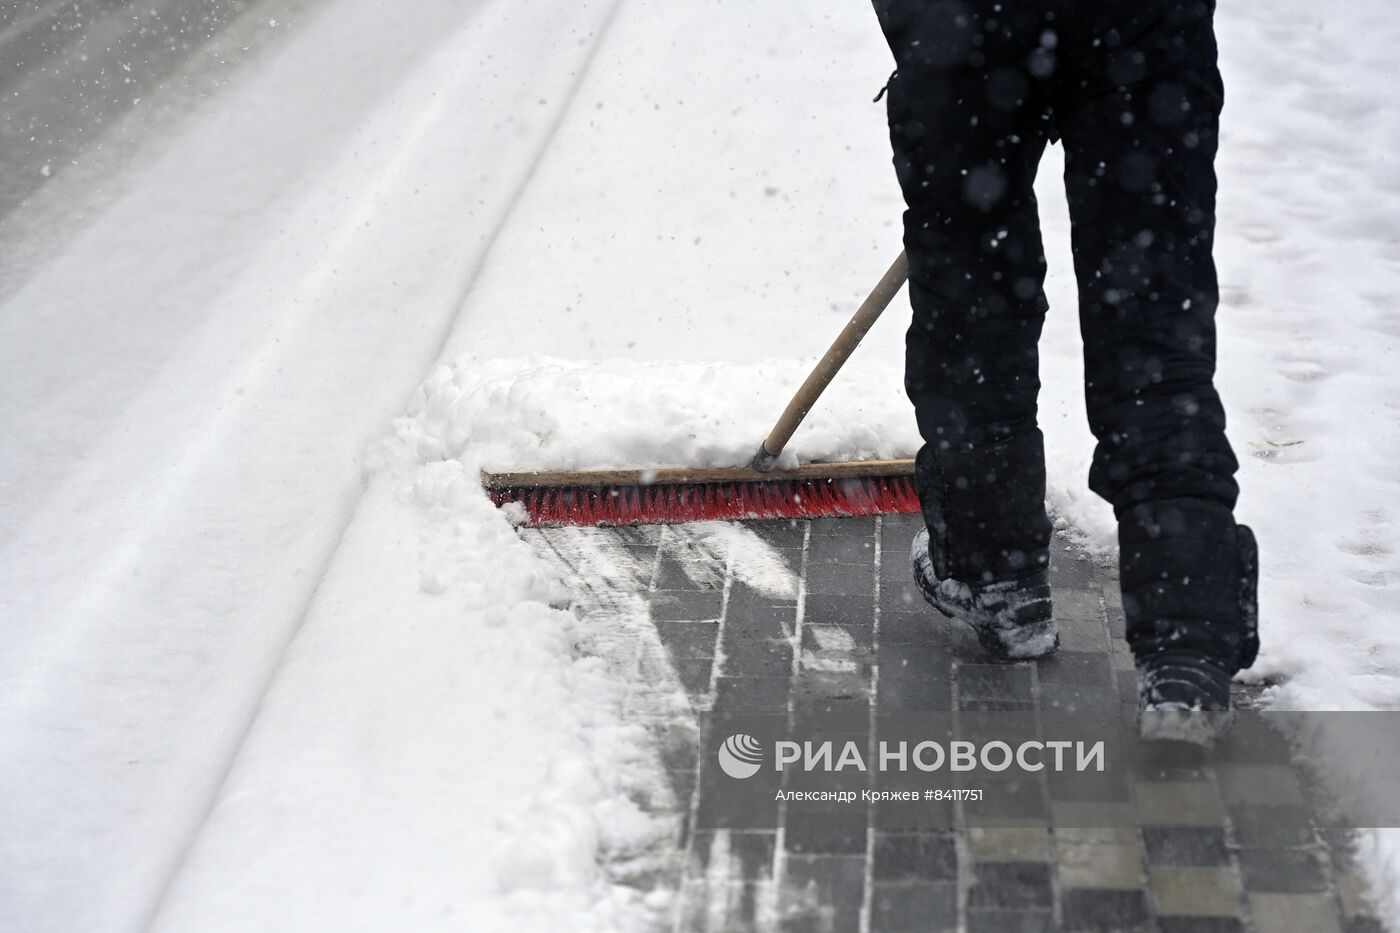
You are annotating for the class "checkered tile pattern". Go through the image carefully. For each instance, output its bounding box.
[526,514,1383,933]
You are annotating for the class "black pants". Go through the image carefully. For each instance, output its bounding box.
[875,0,1250,669]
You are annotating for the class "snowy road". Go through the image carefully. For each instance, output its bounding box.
[3,0,1400,930]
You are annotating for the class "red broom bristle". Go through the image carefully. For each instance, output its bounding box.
[488,475,921,527]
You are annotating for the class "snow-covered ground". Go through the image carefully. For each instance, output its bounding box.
[2,0,1398,929]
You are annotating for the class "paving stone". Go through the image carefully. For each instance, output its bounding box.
[677,878,778,932]
[1151,866,1244,916]
[656,620,720,658]
[871,832,958,882]
[801,621,873,655]
[1133,781,1226,827]
[966,910,1054,933]
[803,593,873,627]
[969,777,1049,825]
[1045,763,1131,804]
[688,830,777,878]
[728,580,798,612]
[721,638,793,677]
[880,579,926,614]
[960,697,1038,712]
[1247,893,1343,933]
[1051,588,1104,623]
[785,808,868,856]
[1214,719,1295,764]
[876,609,948,646]
[1059,888,1150,931]
[805,559,874,596]
[1235,847,1329,893]
[1056,843,1144,890]
[1048,549,1100,590]
[713,675,790,712]
[872,794,956,833]
[650,589,725,621]
[656,558,726,591]
[967,828,1050,862]
[1142,827,1231,866]
[876,660,953,711]
[1217,765,1307,808]
[1229,805,1315,849]
[791,669,871,710]
[869,880,958,931]
[1056,616,1110,653]
[809,516,875,538]
[676,657,714,695]
[748,519,808,550]
[957,663,1035,703]
[1050,803,1136,840]
[967,861,1053,910]
[808,533,877,566]
[781,854,865,930]
[724,606,794,642]
[1036,649,1114,692]
[1156,919,1244,933]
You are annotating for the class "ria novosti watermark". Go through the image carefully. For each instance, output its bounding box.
[718,732,1104,779]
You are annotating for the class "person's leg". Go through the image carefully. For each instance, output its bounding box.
[1056,0,1257,704]
[874,0,1057,587]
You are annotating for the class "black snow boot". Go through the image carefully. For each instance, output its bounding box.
[1124,500,1259,743]
[911,528,1058,660]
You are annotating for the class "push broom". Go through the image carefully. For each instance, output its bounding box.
[484,252,916,526]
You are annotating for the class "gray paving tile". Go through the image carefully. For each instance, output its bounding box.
[676,658,714,695]
[967,861,1054,910]
[688,830,777,878]
[1142,828,1231,867]
[721,638,793,677]
[1229,805,1316,849]
[656,619,720,658]
[1157,920,1244,933]
[958,662,1035,703]
[809,516,875,538]
[871,832,958,881]
[1060,888,1150,931]
[1236,847,1329,893]
[869,880,958,931]
[781,854,865,931]
[724,607,794,642]
[650,589,725,621]
[808,533,877,565]
[713,675,790,712]
[966,909,1054,933]
[785,808,869,856]
[803,593,874,627]
[747,518,808,549]
[805,559,874,596]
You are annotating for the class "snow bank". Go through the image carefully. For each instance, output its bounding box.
[399,353,920,474]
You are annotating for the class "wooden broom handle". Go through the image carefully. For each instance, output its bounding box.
[752,250,909,471]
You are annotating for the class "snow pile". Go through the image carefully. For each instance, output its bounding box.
[398,353,920,474]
